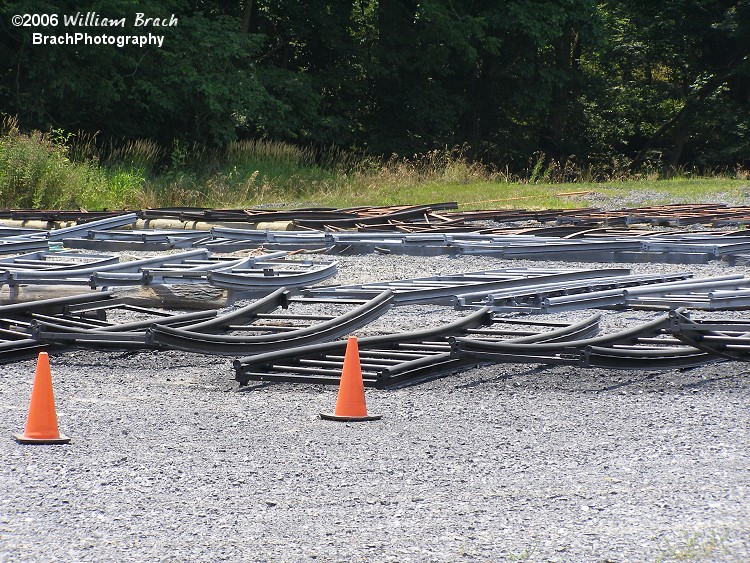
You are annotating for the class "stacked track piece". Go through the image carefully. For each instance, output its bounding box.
[234,310,603,388]
[30,288,394,355]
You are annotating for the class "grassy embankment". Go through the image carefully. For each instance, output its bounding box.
[1,117,747,211]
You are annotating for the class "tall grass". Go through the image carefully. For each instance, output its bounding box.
[0,117,146,209]
[354,147,489,189]
[0,118,747,211]
[104,139,163,173]
[0,117,114,209]
[138,139,356,208]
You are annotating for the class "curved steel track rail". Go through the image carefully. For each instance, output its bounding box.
[206,258,338,292]
[234,310,602,388]
[454,310,715,370]
[28,288,291,349]
[670,310,750,362]
[0,292,118,361]
[147,289,393,355]
[304,267,633,305]
[0,247,336,293]
[28,288,392,354]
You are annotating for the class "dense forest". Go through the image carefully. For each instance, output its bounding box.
[2,0,749,172]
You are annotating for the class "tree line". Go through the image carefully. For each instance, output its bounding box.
[2,0,749,172]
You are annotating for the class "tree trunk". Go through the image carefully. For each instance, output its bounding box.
[544,22,581,157]
[667,108,692,170]
[241,0,253,33]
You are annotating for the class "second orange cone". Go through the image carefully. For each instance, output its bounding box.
[14,352,71,444]
[320,336,382,422]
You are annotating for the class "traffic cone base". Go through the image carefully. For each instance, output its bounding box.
[13,432,70,445]
[319,412,382,422]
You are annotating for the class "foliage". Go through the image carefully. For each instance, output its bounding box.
[0,0,748,174]
[1,0,274,145]
[0,117,112,208]
[1,122,746,213]
[589,1,750,169]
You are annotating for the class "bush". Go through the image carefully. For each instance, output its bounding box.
[0,117,121,209]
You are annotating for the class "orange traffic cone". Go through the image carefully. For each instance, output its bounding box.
[320,336,382,422]
[14,352,70,444]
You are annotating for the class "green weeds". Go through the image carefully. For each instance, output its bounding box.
[0,120,748,211]
[0,117,108,209]
[655,529,734,562]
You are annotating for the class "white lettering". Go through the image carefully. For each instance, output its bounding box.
[133,13,178,27]
[28,31,166,48]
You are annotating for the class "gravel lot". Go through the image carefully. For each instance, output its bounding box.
[1,252,749,562]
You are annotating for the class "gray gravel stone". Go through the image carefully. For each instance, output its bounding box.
[1,253,749,562]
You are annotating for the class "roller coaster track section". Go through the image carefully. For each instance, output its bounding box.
[456,273,750,313]
[3,206,455,227]
[0,249,337,291]
[31,288,393,354]
[146,289,393,355]
[670,310,750,362]
[453,310,714,370]
[0,226,46,237]
[453,233,750,264]
[190,228,750,265]
[138,207,353,223]
[27,299,218,349]
[114,252,288,287]
[548,204,750,228]
[205,257,338,292]
[11,203,750,237]
[91,251,336,291]
[199,230,481,254]
[619,275,750,310]
[234,310,602,388]
[146,203,750,232]
[293,203,460,230]
[0,235,49,255]
[204,228,329,252]
[0,249,213,287]
[455,203,750,229]
[63,229,212,251]
[92,250,294,288]
[0,292,119,361]
[0,250,120,272]
[44,213,138,241]
[304,267,636,305]
[138,203,457,224]
[0,209,130,223]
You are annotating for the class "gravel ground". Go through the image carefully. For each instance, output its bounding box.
[575,187,750,210]
[1,253,749,562]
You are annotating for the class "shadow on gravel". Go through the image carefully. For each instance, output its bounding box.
[58,349,229,369]
[453,365,550,389]
[679,373,744,389]
[594,370,745,392]
[237,381,278,392]
[596,371,662,392]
